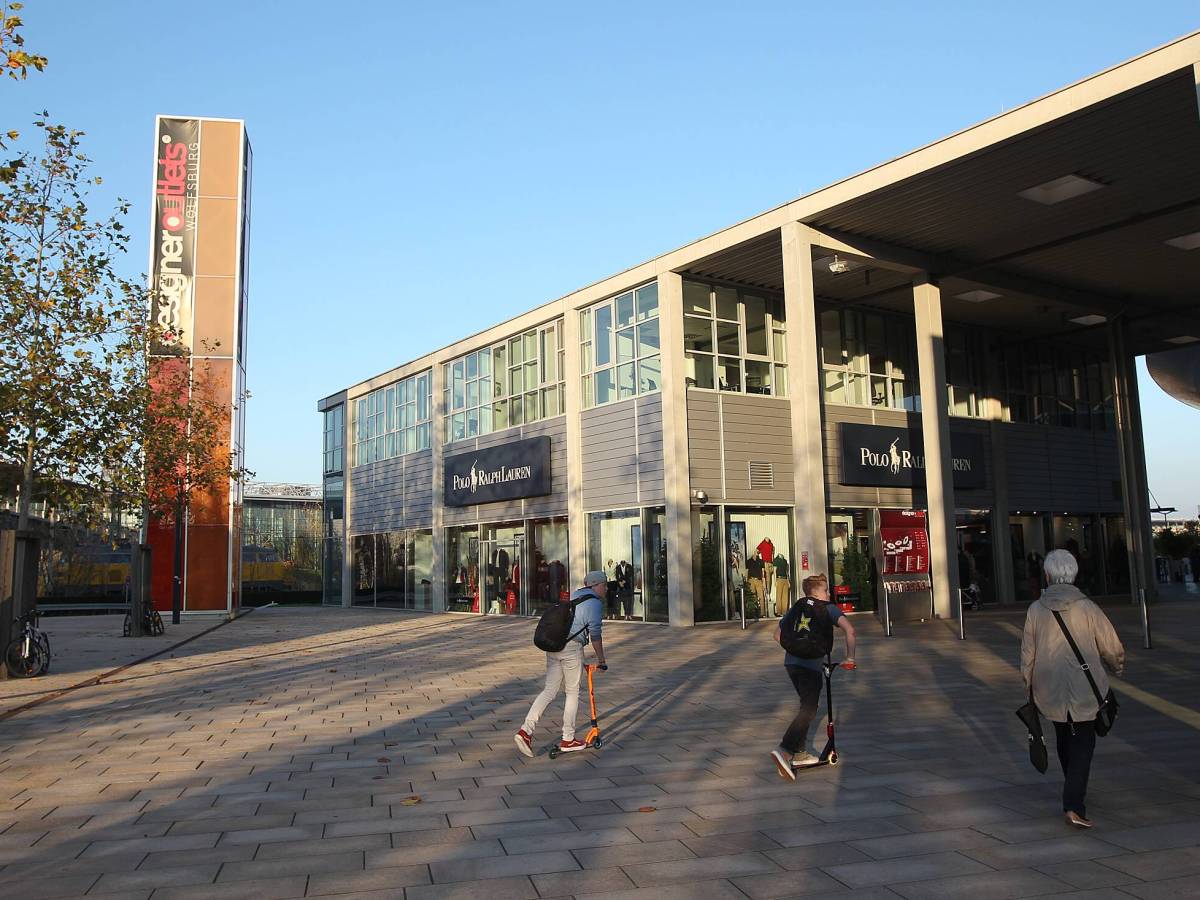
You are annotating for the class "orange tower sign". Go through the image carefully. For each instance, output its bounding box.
[146,116,252,615]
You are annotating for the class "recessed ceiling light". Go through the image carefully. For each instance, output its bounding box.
[1017,174,1106,205]
[1069,314,1107,326]
[1165,335,1199,345]
[1165,231,1200,250]
[955,290,1002,303]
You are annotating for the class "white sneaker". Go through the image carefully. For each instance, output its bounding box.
[770,749,797,781]
[791,751,820,768]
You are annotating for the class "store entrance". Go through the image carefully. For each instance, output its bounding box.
[481,529,524,616]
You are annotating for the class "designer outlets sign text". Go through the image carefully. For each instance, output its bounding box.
[444,436,552,507]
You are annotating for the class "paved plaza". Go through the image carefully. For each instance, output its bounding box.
[1,601,1198,900]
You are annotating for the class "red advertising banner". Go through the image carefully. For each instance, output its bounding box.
[880,509,929,574]
[150,117,199,355]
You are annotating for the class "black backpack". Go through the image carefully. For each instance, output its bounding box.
[533,593,594,652]
[779,597,835,659]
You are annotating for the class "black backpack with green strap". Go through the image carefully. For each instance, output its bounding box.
[779,596,835,659]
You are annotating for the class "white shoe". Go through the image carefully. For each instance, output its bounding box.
[770,749,797,781]
[791,751,820,768]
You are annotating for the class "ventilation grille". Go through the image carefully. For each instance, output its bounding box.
[748,461,775,490]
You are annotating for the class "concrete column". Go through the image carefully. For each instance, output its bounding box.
[989,422,1015,605]
[780,222,830,579]
[1108,318,1156,604]
[341,403,354,608]
[912,277,960,619]
[430,362,447,612]
[562,303,587,587]
[657,271,695,626]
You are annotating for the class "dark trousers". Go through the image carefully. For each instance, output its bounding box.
[1053,720,1096,816]
[781,666,824,754]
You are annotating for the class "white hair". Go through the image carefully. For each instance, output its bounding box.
[1043,549,1079,585]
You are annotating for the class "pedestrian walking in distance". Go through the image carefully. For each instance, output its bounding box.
[515,570,607,756]
[771,573,857,779]
[1021,549,1125,828]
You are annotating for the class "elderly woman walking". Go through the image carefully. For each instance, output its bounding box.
[1021,549,1125,828]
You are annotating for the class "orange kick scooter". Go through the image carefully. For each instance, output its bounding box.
[549,663,607,758]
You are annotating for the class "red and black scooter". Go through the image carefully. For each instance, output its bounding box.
[792,656,855,772]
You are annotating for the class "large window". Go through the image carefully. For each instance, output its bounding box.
[352,371,432,466]
[586,507,667,623]
[443,320,565,444]
[820,307,917,411]
[1001,342,1113,429]
[580,283,661,409]
[323,404,344,474]
[683,279,787,396]
[348,529,433,609]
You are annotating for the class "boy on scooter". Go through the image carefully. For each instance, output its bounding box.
[771,573,857,781]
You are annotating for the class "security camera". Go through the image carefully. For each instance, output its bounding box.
[692,489,709,505]
[828,255,851,275]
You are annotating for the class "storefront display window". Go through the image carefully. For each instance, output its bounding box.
[827,509,874,612]
[530,518,569,617]
[481,522,523,615]
[321,476,344,605]
[1010,514,1049,603]
[352,534,375,606]
[445,525,479,613]
[587,508,661,622]
[692,509,722,622]
[1052,515,1102,595]
[955,511,994,605]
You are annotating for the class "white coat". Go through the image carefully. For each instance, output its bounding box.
[1020,584,1125,724]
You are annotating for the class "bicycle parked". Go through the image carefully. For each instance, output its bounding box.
[124,604,165,637]
[5,609,51,678]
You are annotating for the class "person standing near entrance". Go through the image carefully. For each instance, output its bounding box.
[1021,550,1124,827]
[515,571,608,757]
[771,573,857,779]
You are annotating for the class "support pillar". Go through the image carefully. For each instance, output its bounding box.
[781,222,830,580]
[912,278,960,619]
[430,364,447,612]
[1108,318,1156,605]
[563,304,587,588]
[989,423,1015,605]
[657,271,695,626]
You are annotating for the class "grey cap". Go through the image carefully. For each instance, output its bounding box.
[584,570,607,587]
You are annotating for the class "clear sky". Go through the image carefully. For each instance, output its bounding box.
[11,2,1200,516]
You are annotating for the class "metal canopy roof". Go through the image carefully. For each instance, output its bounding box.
[682,41,1200,357]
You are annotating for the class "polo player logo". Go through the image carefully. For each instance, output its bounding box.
[469,462,480,493]
[889,438,902,475]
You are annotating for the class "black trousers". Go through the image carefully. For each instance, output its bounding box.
[781,666,824,754]
[1053,720,1097,817]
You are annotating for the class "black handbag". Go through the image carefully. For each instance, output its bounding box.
[1052,610,1120,737]
[1015,690,1049,773]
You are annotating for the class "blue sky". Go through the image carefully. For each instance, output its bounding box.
[12,2,1200,516]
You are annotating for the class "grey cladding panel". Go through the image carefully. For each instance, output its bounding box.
[582,401,639,509]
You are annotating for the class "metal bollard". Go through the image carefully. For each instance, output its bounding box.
[1138,587,1152,650]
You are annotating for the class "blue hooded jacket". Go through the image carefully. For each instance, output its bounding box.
[568,587,603,647]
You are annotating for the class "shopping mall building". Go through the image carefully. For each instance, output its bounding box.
[318,33,1200,626]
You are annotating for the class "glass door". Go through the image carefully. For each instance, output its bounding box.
[481,523,525,615]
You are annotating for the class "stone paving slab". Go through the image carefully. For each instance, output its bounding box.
[0,603,1196,899]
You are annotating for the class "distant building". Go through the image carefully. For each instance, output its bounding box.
[242,483,323,604]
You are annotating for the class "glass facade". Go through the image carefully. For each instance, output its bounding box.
[683,279,788,396]
[321,476,344,605]
[820,307,922,412]
[586,508,668,622]
[580,283,662,409]
[323,404,344,474]
[348,529,434,609]
[443,320,565,444]
[353,371,432,466]
[827,508,875,612]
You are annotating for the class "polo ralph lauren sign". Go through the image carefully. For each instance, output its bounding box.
[838,423,986,489]
[444,436,552,507]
